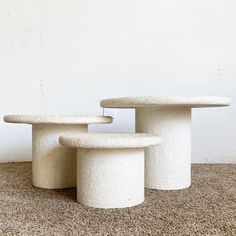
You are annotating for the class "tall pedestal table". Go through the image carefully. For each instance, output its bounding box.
[101,97,231,190]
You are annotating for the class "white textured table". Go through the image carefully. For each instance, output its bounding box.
[59,133,161,209]
[4,115,112,189]
[101,96,231,190]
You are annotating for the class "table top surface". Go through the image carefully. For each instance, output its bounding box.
[4,115,113,125]
[59,133,162,149]
[101,96,231,108]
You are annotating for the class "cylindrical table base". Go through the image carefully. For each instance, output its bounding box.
[136,107,191,190]
[77,148,144,209]
[32,124,87,189]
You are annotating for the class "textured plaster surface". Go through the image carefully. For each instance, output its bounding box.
[59,133,162,149]
[4,115,113,124]
[101,96,231,190]
[76,148,145,209]
[61,134,160,208]
[4,115,113,189]
[136,107,192,190]
[101,96,231,108]
[32,124,88,189]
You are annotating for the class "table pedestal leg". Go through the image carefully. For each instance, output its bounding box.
[76,149,144,209]
[32,124,87,189]
[136,107,191,190]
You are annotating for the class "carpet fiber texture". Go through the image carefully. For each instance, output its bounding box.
[0,163,235,236]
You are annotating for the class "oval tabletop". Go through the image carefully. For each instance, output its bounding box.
[4,115,113,125]
[101,96,231,108]
[59,133,162,149]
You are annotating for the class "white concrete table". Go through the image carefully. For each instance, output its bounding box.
[59,133,162,209]
[101,96,231,190]
[4,115,112,189]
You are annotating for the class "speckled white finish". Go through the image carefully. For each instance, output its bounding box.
[76,149,144,209]
[101,96,231,190]
[101,96,231,108]
[59,133,162,149]
[136,107,191,190]
[60,133,161,209]
[4,115,113,124]
[33,124,87,189]
[4,115,113,189]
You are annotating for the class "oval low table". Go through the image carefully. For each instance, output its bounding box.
[4,115,112,189]
[59,133,162,209]
[101,96,231,190]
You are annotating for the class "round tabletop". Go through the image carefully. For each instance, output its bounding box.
[101,96,231,108]
[4,115,113,125]
[59,133,162,149]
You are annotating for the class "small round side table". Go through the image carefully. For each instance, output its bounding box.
[4,115,112,189]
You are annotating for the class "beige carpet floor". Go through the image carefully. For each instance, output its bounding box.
[0,163,235,236]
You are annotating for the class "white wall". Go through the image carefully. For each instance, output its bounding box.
[0,0,235,163]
